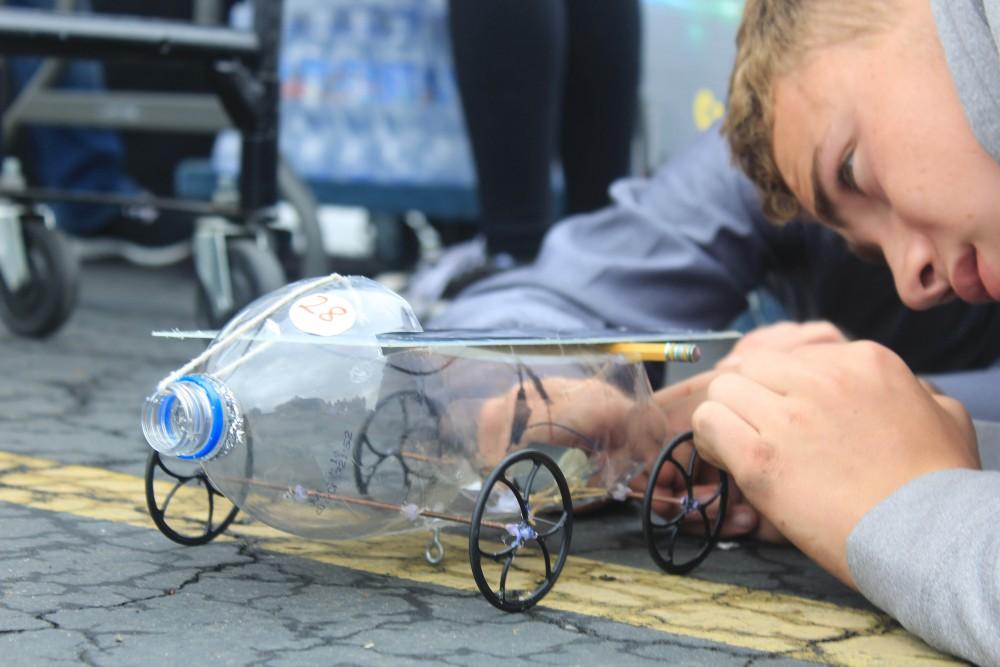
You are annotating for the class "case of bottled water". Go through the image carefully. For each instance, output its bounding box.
[214,0,475,188]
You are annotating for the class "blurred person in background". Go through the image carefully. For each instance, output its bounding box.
[408,0,641,308]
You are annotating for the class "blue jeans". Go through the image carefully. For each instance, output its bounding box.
[7,0,138,234]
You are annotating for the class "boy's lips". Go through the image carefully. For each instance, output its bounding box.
[976,250,1000,300]
[951,248,992,303]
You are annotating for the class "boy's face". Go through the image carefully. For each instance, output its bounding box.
[771,1,1000,310]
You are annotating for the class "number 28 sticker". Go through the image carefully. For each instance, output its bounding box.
[289,292,356,337]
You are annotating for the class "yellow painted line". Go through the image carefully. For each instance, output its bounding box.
[0,451,956,666]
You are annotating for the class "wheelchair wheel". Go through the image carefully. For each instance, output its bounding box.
[195,238,286,328]
[0,221,78,338]
[277,158,328,278]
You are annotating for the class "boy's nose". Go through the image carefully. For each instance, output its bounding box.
[891,240,952,310]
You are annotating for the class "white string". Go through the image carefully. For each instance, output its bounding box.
[211,319,280,380]
[157,273,346,391]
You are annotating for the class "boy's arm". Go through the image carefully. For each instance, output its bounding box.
[847,462,1000,665]
[430,129,773,332]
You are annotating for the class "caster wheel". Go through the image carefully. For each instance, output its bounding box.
[145,451,240,546]
[195,239,286,328]
[643,430,728,575]
[469,449,573,612]
[0,221,78,338]
[277,159,328,279]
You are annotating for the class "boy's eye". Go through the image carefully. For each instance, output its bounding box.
[838,150,861,194]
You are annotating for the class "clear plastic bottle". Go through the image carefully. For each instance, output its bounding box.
[141,275,661,543]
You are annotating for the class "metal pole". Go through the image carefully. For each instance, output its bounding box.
[0,8,259,64]
[2,58,64,144]
[238,0,281,215]
[193,0,223,26]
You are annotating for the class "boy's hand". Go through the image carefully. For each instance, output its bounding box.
[718,320,848,369]
[692,341,979,587]
[475,376,640,468]
[638,321,848,541]
[650,321,849,439]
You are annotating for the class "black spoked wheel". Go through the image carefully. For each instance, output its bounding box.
[0,220,78,338]
[642,430,728,575]
[469,449,573,612]
[352,389,442,501]
[195,238,286,328]
[144,451,240,546]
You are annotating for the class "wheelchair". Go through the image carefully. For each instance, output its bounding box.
[0,0,326,337]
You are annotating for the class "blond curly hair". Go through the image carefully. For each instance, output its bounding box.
[722,1,895,223]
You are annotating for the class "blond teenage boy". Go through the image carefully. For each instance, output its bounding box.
[710,0,1000,661]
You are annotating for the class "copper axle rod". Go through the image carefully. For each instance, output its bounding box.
[372,453,697,508]
[221,476,512,530]
[562,486,689,506]
[624,490,686,505]
[218,477,697,533]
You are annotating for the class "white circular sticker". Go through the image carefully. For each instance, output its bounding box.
[289,293,357,337]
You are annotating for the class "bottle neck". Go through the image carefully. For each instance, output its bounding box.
[141,374,237,461]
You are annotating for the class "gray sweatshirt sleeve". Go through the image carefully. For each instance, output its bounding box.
[847,421,1000,664]
[430,128,773,332]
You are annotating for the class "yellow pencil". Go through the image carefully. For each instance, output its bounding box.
[603,342,701,363]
